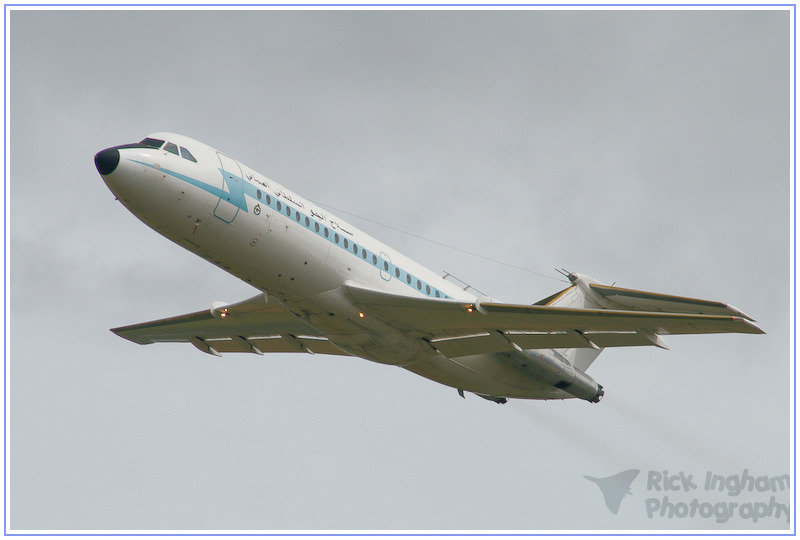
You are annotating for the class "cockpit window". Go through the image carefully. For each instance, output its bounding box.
[164,142,179,155]
[139,138,164,149]
[180,147,197,163]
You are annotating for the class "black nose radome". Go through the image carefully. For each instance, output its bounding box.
[94,148,120,175]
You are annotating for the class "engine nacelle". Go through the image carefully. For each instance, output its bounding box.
[522,350,605,403]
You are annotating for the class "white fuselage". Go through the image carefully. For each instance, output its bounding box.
[97,132,591,401]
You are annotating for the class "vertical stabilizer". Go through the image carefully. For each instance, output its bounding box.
[538,273,610,371]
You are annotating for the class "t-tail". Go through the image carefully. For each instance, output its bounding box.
[532,271,763,377]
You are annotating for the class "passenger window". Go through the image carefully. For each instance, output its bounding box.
[180,147,197,162]
[257,189,262,200]
[343,239,348,249]
[164,142,179,155]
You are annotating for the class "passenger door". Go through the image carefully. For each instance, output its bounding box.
[214,152,244,223]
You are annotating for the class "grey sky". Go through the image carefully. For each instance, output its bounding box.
[8,7,792,531]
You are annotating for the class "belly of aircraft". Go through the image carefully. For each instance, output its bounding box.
[401,351,572,400]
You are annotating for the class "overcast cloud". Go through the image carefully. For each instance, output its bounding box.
[8,7,792,532]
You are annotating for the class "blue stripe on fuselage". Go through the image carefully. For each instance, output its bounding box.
[131,159,248,211]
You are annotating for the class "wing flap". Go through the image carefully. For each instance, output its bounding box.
[430,332,511,357]
[506,331,593,349]
[584,331,662,348]
[198,335,347,355]
[427,330,677,359]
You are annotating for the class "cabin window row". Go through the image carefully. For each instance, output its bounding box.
[250,187,448,299]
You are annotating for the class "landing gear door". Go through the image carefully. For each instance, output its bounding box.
[215,152,244,223]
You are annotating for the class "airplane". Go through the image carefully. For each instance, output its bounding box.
[94,133,764,404]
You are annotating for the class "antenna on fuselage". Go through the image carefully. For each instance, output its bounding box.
[555,268,578,282]
[442,271,488,297]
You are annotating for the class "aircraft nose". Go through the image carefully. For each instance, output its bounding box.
[94,147,120,175]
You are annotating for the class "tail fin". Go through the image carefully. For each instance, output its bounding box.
[538,274,608,371]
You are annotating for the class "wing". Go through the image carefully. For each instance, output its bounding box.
[112,293,351,357]
[344,282,764,358]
